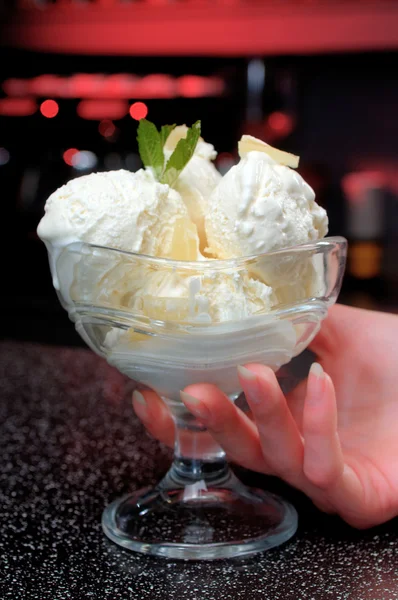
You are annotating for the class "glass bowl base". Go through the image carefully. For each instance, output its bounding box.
[102,485,298,560]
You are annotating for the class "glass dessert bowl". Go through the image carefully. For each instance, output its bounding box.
[51,236,347,560]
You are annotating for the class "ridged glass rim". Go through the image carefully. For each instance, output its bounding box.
[72,298,329,335]
[65,236,347,272]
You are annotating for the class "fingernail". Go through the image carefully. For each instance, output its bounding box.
[308,362,325,402]
[237,365,257,381]
[180,391,210,420]
[237,365,262,404]
[133,390,146,406]
[310,362,324,379]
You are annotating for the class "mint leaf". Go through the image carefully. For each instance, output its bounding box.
[160,124,176,148]
[161,120,201,187]
[137,119,164,180]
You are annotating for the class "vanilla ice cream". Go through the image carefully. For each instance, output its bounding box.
[203,146,328,307]
[38,168,197,257]
[125,269,273,323]
[37,123,335,399]
[68,247,273,327]
[38,126,329,326]
[37,168,202,292]
[164,127,221,251]
[205,150,328,259]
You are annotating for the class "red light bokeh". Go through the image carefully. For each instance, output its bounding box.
[77,100,128,120]
[268,111,293,135]
[2,78,30,97]
[40,99,59,118]
[0,97,37,116]
[133,75,176,99]
[179,75,209,98]
[63,148,79,166]
[129,102,148,120]
[2,75,224,100]
[98,119,116,138]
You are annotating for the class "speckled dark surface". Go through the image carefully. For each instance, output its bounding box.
[0,340,397,600]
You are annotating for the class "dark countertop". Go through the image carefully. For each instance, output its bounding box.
[0,340,397,600]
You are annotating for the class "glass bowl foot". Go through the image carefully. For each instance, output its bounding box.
[102,483,298,560]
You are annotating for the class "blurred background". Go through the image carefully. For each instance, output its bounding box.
[1,0,398,346]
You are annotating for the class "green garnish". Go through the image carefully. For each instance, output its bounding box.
[136,119,165,181]
[160,124,176,148]
[136,119,201,187]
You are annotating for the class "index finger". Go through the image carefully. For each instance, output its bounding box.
[181,383,268,473]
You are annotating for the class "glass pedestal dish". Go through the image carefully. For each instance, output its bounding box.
[50,236,347,560]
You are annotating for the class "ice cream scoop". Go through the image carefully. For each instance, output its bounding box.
[205,148,328,260]
[37,168,197,257]
[203,139,328,307]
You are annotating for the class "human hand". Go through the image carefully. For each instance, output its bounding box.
[133,304,398,529]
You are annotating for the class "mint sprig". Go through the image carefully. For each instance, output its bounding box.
[160,124,176,148]
[137,119,165,180]
[136,119,201,187]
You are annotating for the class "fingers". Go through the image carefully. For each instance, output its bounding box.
[180,383,267,472]
[237,364,304,487]
[132,389,175,448]
[302,369,369,526]
[302,363,344,489]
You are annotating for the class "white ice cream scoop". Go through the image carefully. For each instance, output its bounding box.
[205,147,328,259]
[37,168,195,257]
